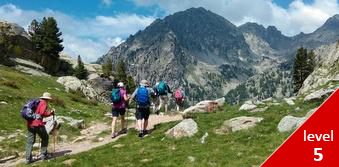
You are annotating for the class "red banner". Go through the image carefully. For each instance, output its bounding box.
[261,89,339,166]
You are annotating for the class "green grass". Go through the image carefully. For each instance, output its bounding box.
[31,99,322,167]
[0,65,111,159]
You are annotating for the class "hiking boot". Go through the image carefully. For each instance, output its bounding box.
[41,153,53,160]
[120,128,127,134]
[155,110,160,115]
[143,130,148,135]
[138,131,144,138]
[25,159,33,165]
[111,132,118,139]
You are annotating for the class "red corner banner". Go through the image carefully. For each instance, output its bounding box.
[261,88,339,167]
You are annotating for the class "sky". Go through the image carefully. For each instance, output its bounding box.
[0,0,338,62]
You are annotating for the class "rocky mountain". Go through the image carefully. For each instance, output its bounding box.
[99,7,339,103]
[99,7,279,102]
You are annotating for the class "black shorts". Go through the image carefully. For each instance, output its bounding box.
[112,108,126,117]
[135,107,150,120]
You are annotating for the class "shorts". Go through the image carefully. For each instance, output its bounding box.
[112,108,126,117]
[135,107,150,120]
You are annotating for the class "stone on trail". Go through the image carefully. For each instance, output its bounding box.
[188,156,196,162]
[200,132,208,144]
[183,97,225,114]
[166,119,198,138]
[72,136,86,144]
[277,116,307,132]
[215,116,263,134]
[284,97,295,105]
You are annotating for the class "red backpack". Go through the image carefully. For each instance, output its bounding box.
[175,89,183,100]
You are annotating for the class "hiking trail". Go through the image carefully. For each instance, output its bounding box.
[1,114,183,167]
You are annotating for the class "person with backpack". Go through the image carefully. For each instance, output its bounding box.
[174,87,186,112]
[129,80,154,137]
[152,82,160,115]
[24,92,55,164]
[111,81,129,138]
[156,80,172,113]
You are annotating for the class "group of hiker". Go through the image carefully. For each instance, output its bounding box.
[21,80,185,164]
[111,79,186,138]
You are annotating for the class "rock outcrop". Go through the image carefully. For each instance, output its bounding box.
[303,89,335,102]
[277,116,307,133]
[182,97,225,114]
[166,119,198,138]
[239,100,257,111]
[215,116,263,134]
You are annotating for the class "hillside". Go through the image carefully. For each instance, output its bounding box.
[0,65,111,160]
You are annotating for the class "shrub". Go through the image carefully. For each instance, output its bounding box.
[50,96,65,107]
[2,80,19,89]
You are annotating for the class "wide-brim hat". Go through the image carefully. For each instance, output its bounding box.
[140,80,149,86]
[40,92,52,100]
[118,82,124,88]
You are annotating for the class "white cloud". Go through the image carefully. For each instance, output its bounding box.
[101,0,113,7]
[133,0,339,36]
[0,4,155,62]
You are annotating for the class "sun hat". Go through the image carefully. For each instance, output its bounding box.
[140,80,148,87]
[117,82,124,88]
[40,92,52,100]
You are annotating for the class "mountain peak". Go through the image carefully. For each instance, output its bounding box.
[321,14,339,29]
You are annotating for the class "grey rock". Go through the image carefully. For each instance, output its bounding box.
[0,136,5,142]
[57,116,85,129]
[250,106,268,113]
[166,119,198,138]
[284,97,295,105]
[188,156,196,162]
[72,136,86,144]
[304,89,335,102]
[183,98,225,114]
[0,101,8,105]
[277,116,307,132]
[215,116,263,134]
[200,132,208,144]
[294,107,301,112]
[239,101,257,111]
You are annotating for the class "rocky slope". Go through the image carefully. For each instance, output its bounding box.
[99,7,280,102]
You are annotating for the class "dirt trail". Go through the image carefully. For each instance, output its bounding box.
[1,114,183,167]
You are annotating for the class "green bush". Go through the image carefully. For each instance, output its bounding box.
[1,80,19,89]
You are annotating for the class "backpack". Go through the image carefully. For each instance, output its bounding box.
[20,99,41,121]
[175,89,184,100]
[136,87,149,107]
[111,88,122,104]
[157,81,167,95]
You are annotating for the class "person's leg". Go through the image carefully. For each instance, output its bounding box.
[120,108,126,133]
[164,96,168,113]
[25,127,36,163]
[111,116,117,135]
[37,126,49,159]
[135,108,143,137]
[143,108,150,134]
[158,96,163,112]
[176,103,180,112]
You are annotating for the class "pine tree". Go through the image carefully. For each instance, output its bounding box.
[74,55,88,80]
[0,23,15,66]
[115,59,127,81]
[102,57,113,77]
[292,47,315,93]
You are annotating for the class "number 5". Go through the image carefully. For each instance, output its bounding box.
[314,148,323,161]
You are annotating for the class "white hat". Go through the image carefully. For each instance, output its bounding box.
[40,92,52,100]
[140,80,148,86]
[117,82,124,88]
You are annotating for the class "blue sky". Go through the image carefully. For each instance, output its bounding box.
[0,0,338,62]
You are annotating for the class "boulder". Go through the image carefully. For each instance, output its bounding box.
[215,116,263,134]
[166,119,198,138]
[57,76,83,92]
[239,101,257,111]
[304,89,335,102]
[187,156,196,162]
[0,101,8,105]
[250,107,268,113]
[183,97,225,114]
[57,116,85,129]
[284,97,295,106]
[277,116,307,132]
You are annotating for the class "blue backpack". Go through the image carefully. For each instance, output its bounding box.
[111,88,122,104]
[20,99,41,121]
[157,81,167,95]
[136,87,149,107]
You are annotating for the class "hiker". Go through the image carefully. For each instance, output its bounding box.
[152,82,160,115]
[174,87,186,112]
[111,81,129,138]
[130,80,154,137]
[25,92,55,164]
[156,80,172,113]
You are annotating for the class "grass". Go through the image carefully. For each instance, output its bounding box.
[0,65,111,159]
[31,98,322,167]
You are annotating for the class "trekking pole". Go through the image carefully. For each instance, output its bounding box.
[52,113,57,155]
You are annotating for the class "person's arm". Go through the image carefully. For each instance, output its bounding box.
[129,89,137,103]
[122,89,129,101]
[37,101,53,117]
[167,85,172,94]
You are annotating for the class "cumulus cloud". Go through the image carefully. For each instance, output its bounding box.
[0,4,154,62]
[133,0,339,36]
